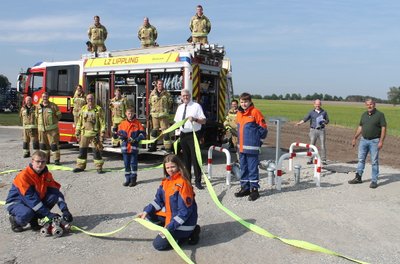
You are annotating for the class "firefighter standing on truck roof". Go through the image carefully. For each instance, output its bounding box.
[88,15,108,53]
[20,96,39,158]
[138,17,158,48]
[36,92,61,165]
[72,85,86,128]
[73,94,106,174]
[109,88,128,147]
[148,79,173,152]
[189,5,211,44]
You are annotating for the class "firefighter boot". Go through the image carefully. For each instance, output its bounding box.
[129,175,137,187]
[9,215,24,233]
[188,225,201,245]
[123,174,130,187]
[248,188,260,201]
[23,142,30,158]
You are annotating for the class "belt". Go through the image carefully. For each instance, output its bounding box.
[363,136,379,140]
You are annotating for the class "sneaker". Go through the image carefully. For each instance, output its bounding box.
[29,217,41,231]
[195,182,204,190]
[54,160,61,166]
[73,168,84,173]
[348,173,362,184]
[188,225,201,245]
[369,182,378,189]
[248,189,260,201]
[9,215,24,233]
[234,188,250,197]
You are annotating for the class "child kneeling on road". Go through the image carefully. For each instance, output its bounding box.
[114,107,145,187]
[138,154,200,250]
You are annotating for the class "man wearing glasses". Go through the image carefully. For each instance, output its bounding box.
[5,151,73,232]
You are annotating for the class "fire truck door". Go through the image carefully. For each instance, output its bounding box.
[95,80,111,134]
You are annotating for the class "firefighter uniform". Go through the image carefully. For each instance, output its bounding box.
[109,96,128,147]
[72,90,86,127]
[237,104,267,190]
[223,107,238,149]
[138,24,158,48]
[36,102,61,163]
[149,88,173,151]
[115,118,146,186]
[143,172,198,250]
[5,164,70,228]
[88,23,108,53]
[189,14,211,44]
[75,104,106,172]
[20,104,39,157]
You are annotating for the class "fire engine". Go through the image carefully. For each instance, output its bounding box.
[18,43,234,153]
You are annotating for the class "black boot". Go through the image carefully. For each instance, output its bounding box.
[234,187,250,197]
[188,225,201,245]
[129,177,137,187]
[348,173,362,184]
[9,215,24,232]
[123,175,130,187]
[23,152,30,158]
[248,188,260,201]
[148,143,157,152]
[29,216,41,231]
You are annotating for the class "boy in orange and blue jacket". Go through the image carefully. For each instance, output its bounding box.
[234,93,267,201]
[114,108,145,187]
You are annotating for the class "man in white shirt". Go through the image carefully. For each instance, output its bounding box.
[174,89,206,189]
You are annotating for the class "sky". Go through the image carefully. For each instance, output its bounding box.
[1,0,400,100]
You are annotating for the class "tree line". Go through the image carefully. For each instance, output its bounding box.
[235,88,400,105]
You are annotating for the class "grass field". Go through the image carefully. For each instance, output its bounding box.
[253,99,400,137]
[1,100,399,136]
[0,113,20,126]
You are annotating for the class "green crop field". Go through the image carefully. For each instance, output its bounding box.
[253,99,400,137]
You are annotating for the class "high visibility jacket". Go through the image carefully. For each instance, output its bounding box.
[36,102,61,131]
[20,105,38,129]
[189,14,211,37]
[76,104,105,137]
[109,97,127,124]
[5,165,68,217]
[117,119,146,153]
[88,24,108,45]
[138,24,158,46]
[143,172,198,232]
[237,104,267,154]
[149,89,172,118]
[73,92,86,115]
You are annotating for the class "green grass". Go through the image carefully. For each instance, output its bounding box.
[253,99,400,137]
[0,113,21,126]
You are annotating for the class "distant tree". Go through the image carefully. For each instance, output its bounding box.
[278,94,283,100]
[323,94,333,101]
[291,93,300,100]
[284,93,290,100]
[0,74,10,88]
[305,94,312,100]
[271,94,278,100]
[387,86,400,105]
[252,94,262,99]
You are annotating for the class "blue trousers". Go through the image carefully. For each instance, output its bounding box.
[122,152,138,182]
[357,137,380,183]
[146,211,193,251]
[239,152,260,190]
[7,193,58,226]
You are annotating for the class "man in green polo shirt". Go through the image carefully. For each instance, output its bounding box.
[348,98,386,189]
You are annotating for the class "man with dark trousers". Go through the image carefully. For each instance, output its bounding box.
[174,89,206,189]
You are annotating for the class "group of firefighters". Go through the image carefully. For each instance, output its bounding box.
[87,5,211,53]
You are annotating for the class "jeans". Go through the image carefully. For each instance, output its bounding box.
[309,128,326,161]
[357,137,379,182]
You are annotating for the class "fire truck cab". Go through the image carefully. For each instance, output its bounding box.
[21,43,234,153]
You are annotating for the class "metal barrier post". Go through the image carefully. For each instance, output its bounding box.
[207,146,232,185]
